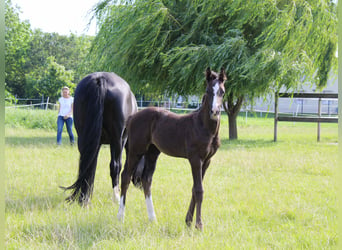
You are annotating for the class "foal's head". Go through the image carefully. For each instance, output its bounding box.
[205,67,226,120]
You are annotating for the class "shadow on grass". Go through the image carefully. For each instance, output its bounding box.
[5,136,74,147]
[6,194,66,214]
[220,138,276,150]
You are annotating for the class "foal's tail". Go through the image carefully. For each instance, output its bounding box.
[61,75,107,205]
[132,156,145,189]
[124,116,145,190]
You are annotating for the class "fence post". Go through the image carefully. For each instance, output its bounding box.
[41,94,44,109]
[317,97,321,142]
[45,97,49,110]
[274,92,278,142]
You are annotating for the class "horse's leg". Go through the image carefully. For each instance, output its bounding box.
[108,121,127,204]
[185,158,211,227]
[110,142,123,204]
[186,157,210,230]
[142,145,160,221]
[117,153,143,221]
[192,162,204,231]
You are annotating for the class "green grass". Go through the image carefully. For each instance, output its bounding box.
[5,113,338,249]
[5,109,57,130]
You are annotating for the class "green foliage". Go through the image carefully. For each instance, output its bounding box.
[91,0,337,97]
[5,109,58,130]
[5,0,93,98]
[90,0,337,139]
[5,89,15,104]
[27,30,94,84]
[25,56,75,102]
[5,0,32,96]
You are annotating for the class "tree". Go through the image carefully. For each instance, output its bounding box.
[26,30,94,84]
[5,0,94,98]
[91,0,337,139]
[5,0,32,96]
[25,56,74,102]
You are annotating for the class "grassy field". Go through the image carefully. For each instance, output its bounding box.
[5,113,338,249]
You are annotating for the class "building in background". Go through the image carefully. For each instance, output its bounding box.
[251,74,338,116]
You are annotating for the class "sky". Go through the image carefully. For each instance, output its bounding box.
[12,0,99,36]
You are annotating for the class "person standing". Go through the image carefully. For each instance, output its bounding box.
[57,86,75,145]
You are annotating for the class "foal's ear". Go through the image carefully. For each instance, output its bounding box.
[219,67,227,82]
[206,67,212,81]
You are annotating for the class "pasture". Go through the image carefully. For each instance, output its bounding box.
[5,110,337,249]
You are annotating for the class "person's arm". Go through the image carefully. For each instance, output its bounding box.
[68,103,74,117]
[57,100,61,114]
[64,100,73,119]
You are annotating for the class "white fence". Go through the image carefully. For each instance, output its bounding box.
[5,97,58,110]
[5,95,339,118]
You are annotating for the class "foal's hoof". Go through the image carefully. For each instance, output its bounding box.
[117,211,124,222]
[195,223,203,231]
[185,214,193,227]
[148,216,157,223]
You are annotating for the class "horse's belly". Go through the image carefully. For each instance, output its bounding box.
[152,135,187,158]
[160,146,187,158]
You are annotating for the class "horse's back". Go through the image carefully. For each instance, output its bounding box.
[75,72,137,114]
[127,106,218,159]
[74,72,137,142]
[127,107,192,158]
[76,72,130,94]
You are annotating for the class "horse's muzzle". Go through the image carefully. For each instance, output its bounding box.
[210,110,220,120]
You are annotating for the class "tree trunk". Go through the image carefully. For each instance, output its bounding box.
[228,111,239,140]
[223,93,244,140]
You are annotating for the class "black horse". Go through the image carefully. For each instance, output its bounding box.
[62,72,141,206]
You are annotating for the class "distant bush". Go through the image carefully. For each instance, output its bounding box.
[5,108,57,130]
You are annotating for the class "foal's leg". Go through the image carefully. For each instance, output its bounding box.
[185,158,211,230]
[117,153,143,221]
[142,145,160,221]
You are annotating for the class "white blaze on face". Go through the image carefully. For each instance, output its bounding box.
[212,82,220,115]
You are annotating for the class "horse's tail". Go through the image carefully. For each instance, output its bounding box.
[61,75,107,205]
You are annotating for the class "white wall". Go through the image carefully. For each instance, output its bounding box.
[250,75,338,115]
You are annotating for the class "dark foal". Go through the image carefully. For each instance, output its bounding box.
[118,67,226,230]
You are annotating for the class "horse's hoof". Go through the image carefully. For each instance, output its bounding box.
[80,198,91,208]
[112,186,120,204]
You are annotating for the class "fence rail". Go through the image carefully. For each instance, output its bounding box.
[278,93,338,99]
[5,103,58,109]
[277,116,338,123]
[274,92,338,142]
